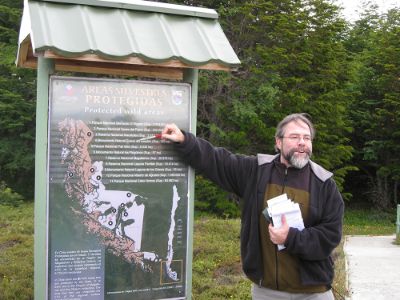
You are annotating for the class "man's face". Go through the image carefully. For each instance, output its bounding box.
[275,120,312,169]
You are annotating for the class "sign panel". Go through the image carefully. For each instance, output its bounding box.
[47,76,191,300]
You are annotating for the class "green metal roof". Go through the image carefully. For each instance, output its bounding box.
[36,0,219,18]
[17,0,240,70]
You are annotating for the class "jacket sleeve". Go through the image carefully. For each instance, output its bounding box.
[284,178,344,260]
[173,131,256,198]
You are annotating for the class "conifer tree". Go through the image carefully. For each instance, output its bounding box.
[347,7,400,209]
[0,0,36,198]
[168,0,356,214]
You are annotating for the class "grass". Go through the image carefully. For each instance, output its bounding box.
[343,208,396,235]
[331,239,347,300]
[192,217,250,299]
[0,203,397,300]
[0,202,34,300]
[192,208,397,300]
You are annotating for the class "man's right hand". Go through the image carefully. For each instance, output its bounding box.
[161,123,185,143]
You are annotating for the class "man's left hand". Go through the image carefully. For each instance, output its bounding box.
[268,214,289,245]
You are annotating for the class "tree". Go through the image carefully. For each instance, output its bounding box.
[0,0,36,199]
[346,7,400,209]
[167,0,356,214]
[182,0,354,186]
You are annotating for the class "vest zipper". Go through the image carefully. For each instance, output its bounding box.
[281,168,288,194]
[275,247,279,290]
[276,167,288,290]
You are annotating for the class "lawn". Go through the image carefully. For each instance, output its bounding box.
[0,202,34,300]
[0,203,397,300]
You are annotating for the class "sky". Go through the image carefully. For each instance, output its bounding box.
[334,0,399,22]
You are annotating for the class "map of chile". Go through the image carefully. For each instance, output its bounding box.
[84,161,146,251]
[58,118,180,280]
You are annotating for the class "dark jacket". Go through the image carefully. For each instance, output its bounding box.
[175,131,344,286]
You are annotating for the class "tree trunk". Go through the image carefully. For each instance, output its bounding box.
[376,175,391,210]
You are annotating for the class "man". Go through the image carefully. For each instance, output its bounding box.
[161,113,343,300]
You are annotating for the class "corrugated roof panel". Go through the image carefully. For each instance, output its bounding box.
[19,0,240,69]
[160,15,214,63]
[40,0,219,19]
[84,7,136,56]
[30,2,91,53]
[199,19,237,61]
[126,12,175,60]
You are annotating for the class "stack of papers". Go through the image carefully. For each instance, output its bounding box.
[262,194,305,250]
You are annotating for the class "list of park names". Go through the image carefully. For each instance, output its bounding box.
[89,120,186,185]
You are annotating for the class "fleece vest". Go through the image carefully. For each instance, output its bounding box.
[259,160,328,293]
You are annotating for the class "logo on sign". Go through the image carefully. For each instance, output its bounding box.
[55,83,79,104]
[172,91,183,105]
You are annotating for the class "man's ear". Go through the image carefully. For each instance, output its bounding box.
[275,137,282,152]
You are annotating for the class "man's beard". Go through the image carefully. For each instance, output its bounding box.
[283,148,311,169]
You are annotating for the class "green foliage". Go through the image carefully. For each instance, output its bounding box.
[0,202,34,300]
[165,0,365,211]
[0,181,23,206]
[192,217,251,299]
[195,175,240,218]
[0,1,36,199]
[0,0,396,211]
[343,208,396,235]
[175,0,356,195]
[0,203,396,300]
[346,7,400,209]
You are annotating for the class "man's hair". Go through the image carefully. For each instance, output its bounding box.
[274,113,315,152]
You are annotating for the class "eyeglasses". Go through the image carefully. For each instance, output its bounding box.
[282,134,312,142]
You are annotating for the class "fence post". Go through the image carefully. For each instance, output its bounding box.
[397,205,400,240]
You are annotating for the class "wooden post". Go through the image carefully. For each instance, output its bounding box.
[34,56,54,300]
[183,68,198,300]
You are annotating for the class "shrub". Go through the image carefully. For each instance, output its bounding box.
[195,176,240,218]
[0,181,24,207]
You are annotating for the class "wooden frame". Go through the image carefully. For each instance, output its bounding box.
[17,38,231,80]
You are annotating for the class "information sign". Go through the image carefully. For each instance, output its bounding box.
[47,76,191,300]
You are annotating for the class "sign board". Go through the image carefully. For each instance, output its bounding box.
[47,76,191,300]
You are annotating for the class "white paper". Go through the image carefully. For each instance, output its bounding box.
[266,194,305,250]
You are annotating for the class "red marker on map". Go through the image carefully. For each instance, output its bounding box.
[137,133,162,141]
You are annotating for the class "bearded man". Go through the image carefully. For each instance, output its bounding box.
[161,113,343,300]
